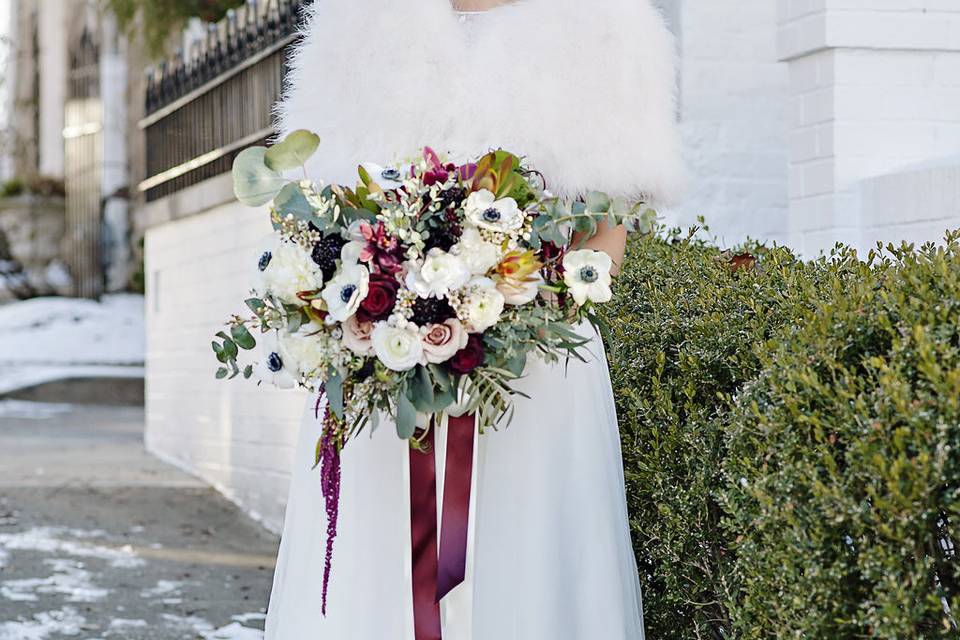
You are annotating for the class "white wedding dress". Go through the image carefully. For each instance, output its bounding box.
[265,1,683,639]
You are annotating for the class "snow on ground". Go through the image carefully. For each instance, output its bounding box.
[0,526,266,640]
[0,294,145,395]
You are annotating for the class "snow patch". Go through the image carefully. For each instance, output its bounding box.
[0,607,86,640]
[108,619,148,629]
[0,294,145,395]
[139,579,182,598]
[160,614,264,640]
[0,558,108,602]
[0,400,74,420]
[0,527,144,568]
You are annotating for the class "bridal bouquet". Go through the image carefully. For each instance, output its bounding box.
[212,129,651,618]
[213,129,650,441]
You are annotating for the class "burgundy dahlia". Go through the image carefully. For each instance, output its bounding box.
[447,334,486,375]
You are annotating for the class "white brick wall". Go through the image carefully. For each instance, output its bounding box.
[143,178,306,533]
[667,0,791,247]
[778,0,960,255]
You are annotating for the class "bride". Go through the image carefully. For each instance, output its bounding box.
[265,0,683,638]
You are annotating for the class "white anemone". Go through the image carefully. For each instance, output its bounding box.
[562,249,613,306]
[254,331,298,389]
[463,190,525,234]
[361,162,406,190]
[321,263,370,323]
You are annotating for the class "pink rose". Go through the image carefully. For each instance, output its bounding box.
[421,319,469,364]
[342,316,375,356]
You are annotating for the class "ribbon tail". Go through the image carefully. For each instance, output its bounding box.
[436,414,476,602]
[409,427,443,640]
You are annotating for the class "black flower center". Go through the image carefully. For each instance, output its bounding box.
[267,352,283,372]
[381,168,401,181]
[579,266,599,283]
[258,251,272,272]
[340,284,357,303]
[482,207,502,223]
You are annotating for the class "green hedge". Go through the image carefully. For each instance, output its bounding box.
[605,230,960,638]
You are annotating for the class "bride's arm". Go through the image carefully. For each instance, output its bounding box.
[573,221,628,276]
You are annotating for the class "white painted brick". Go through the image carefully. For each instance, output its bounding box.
[144,201,308,533]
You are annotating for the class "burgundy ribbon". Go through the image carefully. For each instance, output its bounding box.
[409,414,476,640]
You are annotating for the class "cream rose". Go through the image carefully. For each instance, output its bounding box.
[371,322,424,371]
[421,319,469,364]
[341,316,375,356]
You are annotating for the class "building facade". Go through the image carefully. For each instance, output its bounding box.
[136,1,960,532]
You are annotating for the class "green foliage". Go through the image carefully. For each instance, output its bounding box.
[0,178,24,198]
[604,230,960,638]
[105,0,244,57]
[724,234,960,638]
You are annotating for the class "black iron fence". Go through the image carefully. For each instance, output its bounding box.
[140,0,312,202]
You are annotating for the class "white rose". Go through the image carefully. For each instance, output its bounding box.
[453,227,502,275]
[461,277,505,333]
[341,315,375,356]
[371,322,424,371]
[498,276,542,306]
[404,248,470,298]
[259,241,325,306]
[421,319,469,364]
[279,323,329,375]
[562,249,613,306]
[463,189,525,234]
[321,263,370,323]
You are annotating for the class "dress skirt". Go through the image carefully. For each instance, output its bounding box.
[265,323,646,639]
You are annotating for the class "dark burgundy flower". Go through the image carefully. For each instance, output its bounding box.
[357,274,399,322]
[447,334,486,375]
[359,221,404,275]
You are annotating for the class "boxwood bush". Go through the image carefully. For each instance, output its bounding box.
[604,229,960,638]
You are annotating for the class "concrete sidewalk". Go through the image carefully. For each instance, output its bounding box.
[0,402,279,639]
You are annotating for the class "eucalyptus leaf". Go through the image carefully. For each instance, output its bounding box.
[215,367,229,379]
[326,368,344,419]
[231,324,257,350]
[222,338,239,359]
[233,147,287,207]
[243,365,254,380]
[396,391,417,440]
[585,190,611,214]
[264,130,320,172]
[274,182,319,223]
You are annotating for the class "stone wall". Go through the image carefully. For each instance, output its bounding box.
[0,195,68,298]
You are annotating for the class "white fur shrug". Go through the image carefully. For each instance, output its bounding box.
[277,0,685,205]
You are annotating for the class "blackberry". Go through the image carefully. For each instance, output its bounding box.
[424,223,461,252]
[439,186,466,210]
[410,296,456,326]
[311,234,347,282]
